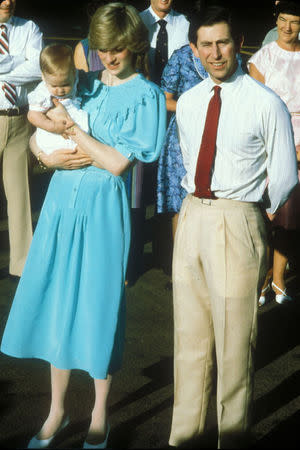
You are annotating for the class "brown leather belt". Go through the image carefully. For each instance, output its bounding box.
[0,106,29,116]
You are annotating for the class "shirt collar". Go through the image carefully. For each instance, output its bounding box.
[0,16,14,30]
[206,63,244,93]
[147,6,175,26]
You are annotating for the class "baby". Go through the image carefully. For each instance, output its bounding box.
[28,44,89,155]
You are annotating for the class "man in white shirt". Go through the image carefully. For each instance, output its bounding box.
[140,0,189,83]
[169,5,298,449]
[0,0,42,278]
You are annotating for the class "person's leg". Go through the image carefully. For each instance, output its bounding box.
[207,202,267,448]
[272,249,288,292]
[2,115,33,276]
[85,375,112,445]
[37,365,71,440]
[169,196,216,447]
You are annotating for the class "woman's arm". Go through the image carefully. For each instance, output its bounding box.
[30,132,93,170]
[74,42,89,72]
[68,125,132,176]
[49,99,132,176]
[248,63,265,84]
[165,92,177,112]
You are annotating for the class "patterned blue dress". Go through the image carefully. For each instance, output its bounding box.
[157,44,208,213]
[1,72,166,379]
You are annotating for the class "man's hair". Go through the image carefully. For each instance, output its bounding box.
[88,2,150,77]
[40,44,75,75]
[274,1,300,19]
[188,3,243,47]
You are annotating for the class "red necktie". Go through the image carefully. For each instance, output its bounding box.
[0,24,17,106]
[194,85,221,199]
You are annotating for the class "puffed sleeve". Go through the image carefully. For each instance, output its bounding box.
[114,85,167,163]
[161,49,181,94]
[28,81,52,111]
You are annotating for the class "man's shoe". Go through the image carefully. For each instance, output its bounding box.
[8,274,20,282]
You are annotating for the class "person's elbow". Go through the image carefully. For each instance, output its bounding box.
[110,160,131,176]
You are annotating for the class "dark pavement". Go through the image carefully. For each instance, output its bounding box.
[0,2,299,448]
[0,165,300,449]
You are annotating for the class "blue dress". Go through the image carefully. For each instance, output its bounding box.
[157,45,208,213]
[1,72,166,379]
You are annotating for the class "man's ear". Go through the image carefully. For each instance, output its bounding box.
[190,42,199,58]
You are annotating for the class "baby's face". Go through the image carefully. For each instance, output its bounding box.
[43,70,75,98]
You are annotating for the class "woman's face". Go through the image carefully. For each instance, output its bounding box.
[276,13,300,44]
[98,48,134,79]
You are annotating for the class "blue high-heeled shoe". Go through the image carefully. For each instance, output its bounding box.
[83,423,110,449]
[27,416,70,449]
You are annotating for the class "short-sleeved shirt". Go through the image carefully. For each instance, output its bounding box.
[248,41,300,145]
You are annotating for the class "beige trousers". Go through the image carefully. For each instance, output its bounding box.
[169,194,267,448]
[0,114,33,276]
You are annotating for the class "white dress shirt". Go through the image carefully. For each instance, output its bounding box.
[140,6,189,80]
[176,65,298,214]
[0,16,42,109]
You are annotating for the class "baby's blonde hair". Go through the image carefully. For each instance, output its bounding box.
[88,2,150,77]
[40,44,75,75]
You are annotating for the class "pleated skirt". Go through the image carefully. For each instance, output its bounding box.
[1,166,130,379]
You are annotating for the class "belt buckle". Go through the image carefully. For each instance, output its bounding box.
[201,198,212,205]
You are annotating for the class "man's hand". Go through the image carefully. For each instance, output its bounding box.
[267,212,276,221]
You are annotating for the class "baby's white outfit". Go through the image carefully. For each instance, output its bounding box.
[28,73,89,155]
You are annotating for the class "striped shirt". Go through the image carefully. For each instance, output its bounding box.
[176,65,298,214]
[0,16,42,109]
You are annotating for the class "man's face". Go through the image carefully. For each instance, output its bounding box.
[0,0,16,23]
[151,0,173,17]
[190,22,240,85]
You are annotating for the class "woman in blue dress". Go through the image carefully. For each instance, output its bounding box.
[1,3,166,449]
[156,43,208,239]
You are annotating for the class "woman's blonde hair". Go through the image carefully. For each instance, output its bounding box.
[40,44,75,75]
[88,2,150,77]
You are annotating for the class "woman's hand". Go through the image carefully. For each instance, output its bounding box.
[165,92,177,112]
[46,98,74,135]
[41,147,93,170]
